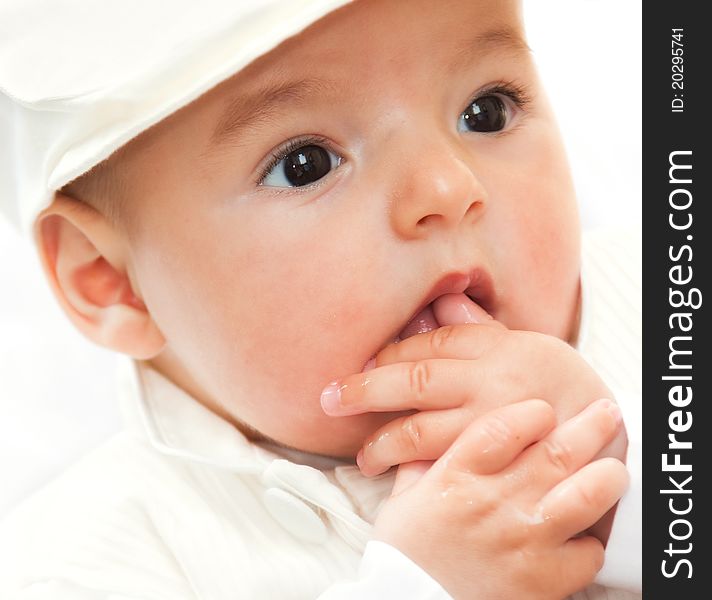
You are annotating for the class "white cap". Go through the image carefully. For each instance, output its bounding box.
[0,0,351,234]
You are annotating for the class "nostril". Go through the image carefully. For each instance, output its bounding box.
[416,213,444,228]
[464,199,484,222]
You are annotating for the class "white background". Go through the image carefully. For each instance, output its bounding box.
[0,0,642,516]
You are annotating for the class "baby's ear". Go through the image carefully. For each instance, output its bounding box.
[33,192,165,359]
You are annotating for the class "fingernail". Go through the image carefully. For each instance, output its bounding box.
[588,398,621,425]
[320,381,342,414]
[362,357,377,373]
[357,449,382,477]
[606,401,622,425]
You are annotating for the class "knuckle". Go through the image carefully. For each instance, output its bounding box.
[429,325,457,354]
[399,416,423,456]
[542,439,575,474]
[407,361,432,402]
[480,415,513,449]
[535,331,569,353]
[477,327,507,358]
[573,480,599,508]
[521,331,569,363]
[512,329,543,349]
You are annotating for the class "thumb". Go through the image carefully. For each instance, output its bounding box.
[391,460,434,496]
[432,292,506,329]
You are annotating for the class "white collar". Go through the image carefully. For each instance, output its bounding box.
[118,358,350,474]
[117,358,391,549]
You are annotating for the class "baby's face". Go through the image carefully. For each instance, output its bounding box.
[118,0,580,456]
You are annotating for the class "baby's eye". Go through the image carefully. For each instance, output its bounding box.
[260,142,342,188]
[458,95,510,133]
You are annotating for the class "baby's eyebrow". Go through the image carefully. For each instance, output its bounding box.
[205,26,530,155]
[450,26,532,72]
[206,77,338,154]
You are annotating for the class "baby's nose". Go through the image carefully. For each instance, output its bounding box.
[388,147,487,239]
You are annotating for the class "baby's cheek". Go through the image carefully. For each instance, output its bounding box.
[518,137,580,275]
[492,203,579,335]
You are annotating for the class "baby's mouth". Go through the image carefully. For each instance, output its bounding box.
[361,269,494,372]
[397,301,441,340]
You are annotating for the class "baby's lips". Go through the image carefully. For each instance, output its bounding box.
[431,292,493,326]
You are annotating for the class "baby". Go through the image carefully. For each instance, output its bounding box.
[0,0,641,598]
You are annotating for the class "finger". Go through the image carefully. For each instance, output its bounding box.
[432,293,506,329]
[512,398,622,488]
[557,536,605,596]
[541,457,629,541]
[390,460,434,496]
[321,358,486,416]
[431,400,557,476]
[357,409,469,476]
[375,318,505,369]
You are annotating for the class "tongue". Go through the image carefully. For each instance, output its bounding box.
[398,303,439,340]
[398,292,489,341]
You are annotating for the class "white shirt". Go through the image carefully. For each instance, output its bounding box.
[0,228,642,599]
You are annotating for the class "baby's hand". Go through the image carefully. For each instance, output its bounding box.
[372,399,628,600]
[321,294,627,480]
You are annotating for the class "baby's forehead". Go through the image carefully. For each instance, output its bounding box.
[233,1,527,83]
[198,5,529,151]
[129,2,530,142]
